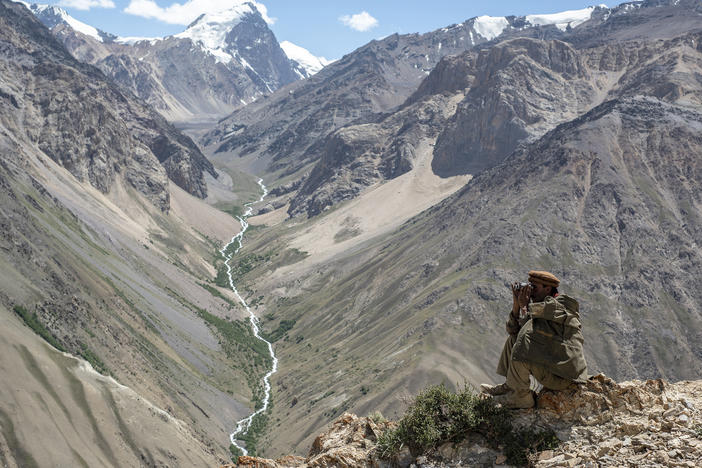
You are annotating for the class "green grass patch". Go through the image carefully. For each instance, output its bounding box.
[263,319,296,343]
[193,306,271,408]
[376,384,559,466]
[13,305,65,352]
[198,282,238,307]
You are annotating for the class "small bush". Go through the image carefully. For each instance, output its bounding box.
[376,384,559,466]
[13,305,65,352]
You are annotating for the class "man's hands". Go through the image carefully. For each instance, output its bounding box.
[511,282,532,317]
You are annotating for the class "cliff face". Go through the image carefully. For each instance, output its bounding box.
[0,0,215,209]
[231,376,702,467]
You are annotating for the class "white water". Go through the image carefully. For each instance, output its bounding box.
[219,179,278,456]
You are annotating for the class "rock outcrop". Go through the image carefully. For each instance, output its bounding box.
[228,376,702,467]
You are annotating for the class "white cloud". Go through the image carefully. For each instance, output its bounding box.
[339,11,378,32]
[58,0,115,9]
[124,0,274,26]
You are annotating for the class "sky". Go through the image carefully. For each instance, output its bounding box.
[37,0,616,60]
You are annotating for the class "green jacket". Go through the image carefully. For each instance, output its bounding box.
[511,295,588,383]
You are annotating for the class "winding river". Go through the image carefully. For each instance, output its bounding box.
[219,179,278,456]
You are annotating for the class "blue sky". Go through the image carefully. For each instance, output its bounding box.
[44,1,614,60]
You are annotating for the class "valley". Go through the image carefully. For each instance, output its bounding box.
[1,0,702,466]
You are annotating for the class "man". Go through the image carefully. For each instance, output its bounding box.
[480,270,588,408]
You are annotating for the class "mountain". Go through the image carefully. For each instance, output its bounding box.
[280,41,329,77]
[207,0,702,220]
[201,4,619,191]
[3,1,216,208]
[25,2,116,43]
[28,1,313,121]
[0,1,260,465]
[211,0,702,456]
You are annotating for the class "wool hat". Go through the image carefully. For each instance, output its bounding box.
[528,270,560,287]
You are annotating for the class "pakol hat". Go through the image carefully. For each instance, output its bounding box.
[528,270,560,287]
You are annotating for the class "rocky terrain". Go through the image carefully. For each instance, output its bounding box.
[281,0,702,218]
[202,5,599,184]
[220,2,702,455]
[204,0,702,213]
[1,0,216,209]
[2,0,702,464]
[28,2,314,122]
[0,1,268,465]
[228,375,702,467]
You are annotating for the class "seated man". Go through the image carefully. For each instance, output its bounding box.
[481,270,588,408]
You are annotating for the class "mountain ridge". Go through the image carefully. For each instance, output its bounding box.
[25,1,317,122]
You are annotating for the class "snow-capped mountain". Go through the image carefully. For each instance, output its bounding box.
[280,41,330,77]
[23,1,311,121]
[466,5,605,42]
[22,2,115,43]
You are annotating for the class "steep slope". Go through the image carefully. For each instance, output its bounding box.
[1,0,216,208]
[0,1,267,464]
[285,0,702,218]
[222,29,702,453]
[203,1,696,194]
[202,10,582,182]
[29,2,310,122]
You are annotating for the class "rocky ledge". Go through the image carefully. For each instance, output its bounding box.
[224,375,702,467]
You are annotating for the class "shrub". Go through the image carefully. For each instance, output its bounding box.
[13,305,65,352]
[376,384,559,466]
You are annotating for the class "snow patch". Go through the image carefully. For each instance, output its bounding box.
[174,3,261,64]
[116,36,161,45]
[281,40,329,76]
[525,6,600,32]
[473,16,509,40]
[28,3,103,42]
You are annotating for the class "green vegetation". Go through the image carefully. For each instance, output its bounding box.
[13,305,65,352]
[78,342,110,376]
[198,282,238,307]
[229,252,273,282]
[234,411,270,457]
[263,319,296,342]
[229,444,243,463]
[13,305,110,376]
[376,384,559,466]
[220,203,245,219]
[694,423,702,438]
[193,307,271,409]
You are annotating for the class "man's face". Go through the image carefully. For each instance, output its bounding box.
[530,281,551,302]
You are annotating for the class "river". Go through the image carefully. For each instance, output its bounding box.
[219,179,278,456]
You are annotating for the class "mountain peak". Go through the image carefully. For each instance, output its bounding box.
[173,2,263,64]
[280,41,329,77]
[24,2,107,42]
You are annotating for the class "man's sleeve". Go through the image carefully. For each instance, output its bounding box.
[506,312,520,336]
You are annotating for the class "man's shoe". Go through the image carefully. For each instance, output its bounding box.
[492,389,535,409]
[480,382,511,396]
